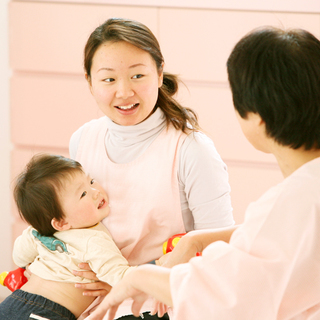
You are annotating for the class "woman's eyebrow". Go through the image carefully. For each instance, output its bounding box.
[129,63,146,69]
[97,67,114,72]
[97,63,146,72]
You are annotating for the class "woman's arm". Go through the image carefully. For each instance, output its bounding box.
[88,265,171,320]
[179,132,234,231]
[157,225,239,268]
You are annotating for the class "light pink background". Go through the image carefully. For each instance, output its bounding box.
[1,0,319,299]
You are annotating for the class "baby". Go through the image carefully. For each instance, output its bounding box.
[0,154,135,320]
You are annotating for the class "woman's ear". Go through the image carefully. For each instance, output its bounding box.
[85,73,93,95]
[158,63,164,88]
[51,218,71,231]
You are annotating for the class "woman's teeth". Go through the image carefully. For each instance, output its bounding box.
[117,103,138,110]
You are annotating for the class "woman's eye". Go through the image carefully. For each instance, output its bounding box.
[90,179,95,185]
[133,74,143,79]
[80,191,87,199]
[104,78,115,83]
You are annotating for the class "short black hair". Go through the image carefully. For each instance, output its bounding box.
[14,154,83,236]
[227,26,320,150]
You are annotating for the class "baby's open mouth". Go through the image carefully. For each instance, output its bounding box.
[98,199,105,209]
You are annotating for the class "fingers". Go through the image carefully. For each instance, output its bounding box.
[75,281,112,297]
[156,253,173,268]
[73,269,99,281]
[88,301,119,320]
[131,300,145,318]
[24,265,32,280]
[150,300,168,318]
[157,302,168,318]
[78,262,91,270]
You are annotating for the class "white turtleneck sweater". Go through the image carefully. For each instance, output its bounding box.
[69,108,234,231]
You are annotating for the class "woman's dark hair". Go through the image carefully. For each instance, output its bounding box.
[84,17,200,133]
[227,26,320,150]
[14,154,83,236]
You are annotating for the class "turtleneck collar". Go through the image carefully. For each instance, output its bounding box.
[105,107,167,147]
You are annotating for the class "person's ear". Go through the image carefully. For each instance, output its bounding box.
[158,63,164,88]
[85,73,93,95]
[51,218,71,231]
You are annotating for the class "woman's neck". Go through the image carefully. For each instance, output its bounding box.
[273,145,320,178]
[104,107,167,163]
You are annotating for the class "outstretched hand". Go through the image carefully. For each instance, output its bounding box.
[88,271,149,320]
[73,263,112,297]
[88,265,172,320]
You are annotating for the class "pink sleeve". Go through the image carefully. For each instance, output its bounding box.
[170,240,288,319]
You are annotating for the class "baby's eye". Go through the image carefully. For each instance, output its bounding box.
[90,179,95,185]
[104,78,115,83]
[80,191,87,199]
[132,74,143,79]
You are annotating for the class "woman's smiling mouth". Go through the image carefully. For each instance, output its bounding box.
[116,103,139,110]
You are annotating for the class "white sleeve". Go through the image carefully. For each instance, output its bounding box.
[69,125,85,159]
[178,132,234,231]
[13,227,39,268]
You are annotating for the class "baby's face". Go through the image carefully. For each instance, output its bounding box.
[59,171,110,229]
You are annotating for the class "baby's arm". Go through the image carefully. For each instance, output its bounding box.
[85,234,137,287]
[13,226,39,267]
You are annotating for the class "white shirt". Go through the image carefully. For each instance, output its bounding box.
[70,108,234,231]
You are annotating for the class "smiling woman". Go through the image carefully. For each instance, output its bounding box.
[87,41,162,126]
[69,17,234,320]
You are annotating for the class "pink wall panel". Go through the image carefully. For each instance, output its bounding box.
[227,162,283,224]
[177,84,276,163]
[11,73,102,148]
[9,2,158,74]
[159,8,320,82]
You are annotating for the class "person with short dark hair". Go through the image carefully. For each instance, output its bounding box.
[88,26,320,320]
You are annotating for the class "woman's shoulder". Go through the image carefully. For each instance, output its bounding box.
[69,117,107,159]
[181,131,222,160]
[179,131,227,181]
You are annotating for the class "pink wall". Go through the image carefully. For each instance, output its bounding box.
[0,0,11,300]
[4,0,320,298]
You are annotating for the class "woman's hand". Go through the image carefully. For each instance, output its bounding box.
[88,265,172,320]
[150,299,169,318]
[156,235,198,268]
[73,263,112,296]
[157,226,239,268]
[88,271,149,320]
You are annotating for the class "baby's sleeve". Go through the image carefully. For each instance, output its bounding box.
[13,227,39,267]
[85,232,136,287]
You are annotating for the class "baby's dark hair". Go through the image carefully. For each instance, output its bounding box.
[227,26,320,150]
[14,154,83,236]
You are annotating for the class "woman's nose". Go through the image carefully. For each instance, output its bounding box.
[115,80,134,99]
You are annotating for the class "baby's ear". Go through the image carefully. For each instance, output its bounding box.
[51,218,71,231]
